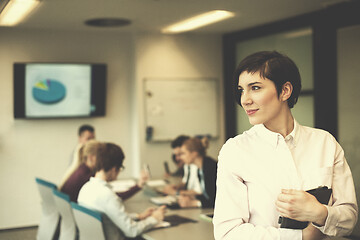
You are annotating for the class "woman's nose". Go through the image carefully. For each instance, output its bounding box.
[241,91,252,106]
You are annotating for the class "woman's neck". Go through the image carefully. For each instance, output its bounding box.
[264,107,294,138]
[94,170,108,182]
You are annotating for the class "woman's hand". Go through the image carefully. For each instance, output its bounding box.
[137,169,149,188]
[276,189,328,226]
[138,207,155,220]
[178,195,200,208]
[162,184,177,195]
[179,189,198,196]
[151,205,167,222]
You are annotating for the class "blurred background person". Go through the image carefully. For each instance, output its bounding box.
[60,124,95,187]
[61,140,149,202]
[165,135,190,178]
[176,137,217,208]
[78,142,166,239]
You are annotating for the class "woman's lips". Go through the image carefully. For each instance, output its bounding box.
[246,109,258,116]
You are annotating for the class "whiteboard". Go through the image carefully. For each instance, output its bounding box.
[144,78,219,141]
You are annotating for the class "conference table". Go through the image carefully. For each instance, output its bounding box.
[118,181,215,240]
[114,179,353,240]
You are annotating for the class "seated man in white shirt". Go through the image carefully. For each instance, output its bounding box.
[162,135,202,196]
[78,142,166,240]
[162,163,201,196]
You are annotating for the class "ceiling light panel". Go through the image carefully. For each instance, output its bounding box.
[0,0,40,26]
[162,10,235,34]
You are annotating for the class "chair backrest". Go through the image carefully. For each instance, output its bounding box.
[53,189,78,240]
[35,177,60,240]
[71,202,105,240]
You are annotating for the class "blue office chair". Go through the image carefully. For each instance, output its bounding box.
[71,202,105,240]
[35,177,60,240]
[52,189,78,240]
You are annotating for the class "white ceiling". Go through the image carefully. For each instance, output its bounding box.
[2,0,350,34]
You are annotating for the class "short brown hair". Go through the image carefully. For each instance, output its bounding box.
[182,137,209,157]
[94,143,125,172]
[233,51,302,108]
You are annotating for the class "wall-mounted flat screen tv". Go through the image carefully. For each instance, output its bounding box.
[14,63,106,119]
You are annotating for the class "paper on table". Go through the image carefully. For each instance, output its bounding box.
[150,195,177,205]
[154,221,171,228]
[109,179,137,192]
[146,179,167,188]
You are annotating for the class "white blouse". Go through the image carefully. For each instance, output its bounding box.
[78,177,158,240]
[182,163,202,194]
[213,121,358,240]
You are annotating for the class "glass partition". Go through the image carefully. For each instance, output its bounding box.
[337,24,360,237]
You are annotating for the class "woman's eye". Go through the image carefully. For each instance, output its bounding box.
[237,88,244,94]
[252,86,260,90]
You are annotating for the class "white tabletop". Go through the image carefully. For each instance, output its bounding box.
[123,185,215,240]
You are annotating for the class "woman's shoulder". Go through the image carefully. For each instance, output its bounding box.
[218,129,256,164]
[299,124,337,142]
[217,130,258,173]
[221,127,257,149]
[82,178,110,193]
[82,179,119,205]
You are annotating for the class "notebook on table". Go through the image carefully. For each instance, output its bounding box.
[150,196,181,209]
[163,214,198,226]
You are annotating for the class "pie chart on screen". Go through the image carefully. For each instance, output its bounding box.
[32,79,66,104]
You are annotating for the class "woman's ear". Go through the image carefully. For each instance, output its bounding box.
[280,82,293,102]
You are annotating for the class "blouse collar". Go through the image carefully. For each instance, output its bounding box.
[253,119,300,148]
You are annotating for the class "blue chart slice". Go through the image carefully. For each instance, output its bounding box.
[32,79,66,104]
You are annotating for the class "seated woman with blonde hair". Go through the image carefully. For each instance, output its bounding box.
[60,140,148,202]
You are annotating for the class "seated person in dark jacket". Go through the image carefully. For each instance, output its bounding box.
[176,137,217,208]
[61,140,148,202]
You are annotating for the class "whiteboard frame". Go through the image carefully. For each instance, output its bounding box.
[143,77,219,142]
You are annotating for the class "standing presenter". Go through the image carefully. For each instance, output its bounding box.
[213,51,358,240]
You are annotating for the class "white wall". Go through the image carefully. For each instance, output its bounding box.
[0,29,224,229]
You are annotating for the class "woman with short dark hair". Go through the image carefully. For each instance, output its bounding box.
[213,51,358,239]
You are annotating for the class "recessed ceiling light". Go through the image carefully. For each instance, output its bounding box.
[162,10,235,34]
[0,0,10,13]
[284,28,312,39]
[0,0,40,26]
[85,18,131,28]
